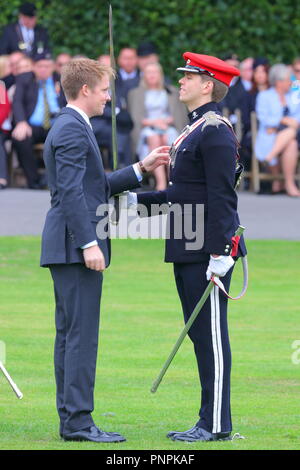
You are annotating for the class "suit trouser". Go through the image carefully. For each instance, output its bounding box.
[173,262,233,434]
[12,125,48,187]
[49,263,103,435]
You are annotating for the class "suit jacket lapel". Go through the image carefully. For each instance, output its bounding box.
[60,107,103,165]
[85,122,103,160]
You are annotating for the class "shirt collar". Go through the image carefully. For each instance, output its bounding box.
[119,68,137,80]
[66,104,92,128]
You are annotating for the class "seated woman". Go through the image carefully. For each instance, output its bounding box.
[255,63,300,196]
[128,62,187,190]
[249,58,269,112]
[0,57,12,189]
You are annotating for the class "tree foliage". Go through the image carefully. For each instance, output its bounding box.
[1,0,300,80]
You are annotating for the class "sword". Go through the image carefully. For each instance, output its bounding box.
[0,361,23,399]
[151,225,246,393]
[109,4,121,225]
[109,4,118,172]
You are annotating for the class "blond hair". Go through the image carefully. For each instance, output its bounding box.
[200,74,229,102]
[61,58,115,100]
[141,62,165,90]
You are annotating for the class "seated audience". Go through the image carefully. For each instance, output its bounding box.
[220,57,253,174]
[237,57,270,181]
[54,52,72,77]
[127,61,187,190]
[249,58,270,112]
[290,57,300,105]
[0,84,11,189]
[12,51,62,189]
[116,47,139,96]
[255,63,300,196]
[136,41,171,86]
[1,51,26,91]
[136,41,160,73]
[220,57,253,126]
[53,53,70,108]
[222,52,240,70]
[0,55,11,81]
[16,55,33,75]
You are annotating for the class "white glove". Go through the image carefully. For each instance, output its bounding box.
[118,191,137,209]
[126,191,138,208]
[206,255,235,281]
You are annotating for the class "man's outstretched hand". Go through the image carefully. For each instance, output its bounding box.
[142,146,171,172]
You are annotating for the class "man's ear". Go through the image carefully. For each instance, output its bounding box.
[202,79,213,95]
[81,84,89,97]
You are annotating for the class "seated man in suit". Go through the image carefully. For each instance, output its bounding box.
[12,51,62,188]
[1,51,26,92]
[0,2,50,57]
[116,47,140,97]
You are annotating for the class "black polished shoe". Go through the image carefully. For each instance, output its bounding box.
[63,425,126,443]
[167,425,231,442]
[167,425,198,438]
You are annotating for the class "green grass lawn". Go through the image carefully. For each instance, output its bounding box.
[0,237,299,450]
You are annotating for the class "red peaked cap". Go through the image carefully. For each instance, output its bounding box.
[177,52,240,86]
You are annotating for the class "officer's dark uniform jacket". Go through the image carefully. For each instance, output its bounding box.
[137,101,247,262]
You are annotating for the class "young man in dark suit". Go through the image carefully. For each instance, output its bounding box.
[0,2,50,57]
[40,58,170,443]
[132,52,247,442]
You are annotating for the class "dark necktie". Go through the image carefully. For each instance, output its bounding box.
[41,81,51,130]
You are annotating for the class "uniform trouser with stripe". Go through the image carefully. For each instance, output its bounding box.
[173,262,233,434]
[49,264,103,435]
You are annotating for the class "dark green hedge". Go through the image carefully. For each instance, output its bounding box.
[1,0,300,80]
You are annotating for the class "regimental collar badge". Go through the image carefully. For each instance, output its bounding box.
[192,111,198,120]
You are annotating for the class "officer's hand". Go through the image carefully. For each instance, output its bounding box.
[83,245,106,272]
[206,255,234,281]
[142,146,170,172]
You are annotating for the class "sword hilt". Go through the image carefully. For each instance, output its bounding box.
[235,225,245,238]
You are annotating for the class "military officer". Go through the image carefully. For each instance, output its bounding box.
[134,52,247,442]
